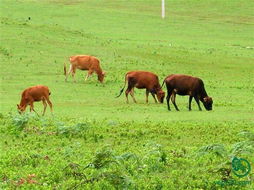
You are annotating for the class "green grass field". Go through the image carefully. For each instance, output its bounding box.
[1,0,254,189]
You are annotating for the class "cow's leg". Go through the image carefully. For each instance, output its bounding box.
[171,93,179,111]
[71,66,77,83]
[125,79,136,103]
[151,93,158,103]
[194,96,202,111]
[42,99,47,116]
[45,97,53,113]
[189,96,193,111]
[130,88,137,103]
[146,89,149,103]
[28,102,32,112]
[166,89,173,111]
[125,89,130,103]
[29,102,33,112]
[85,70,93,81]
[65,65,72,82]
[30,102,39,115]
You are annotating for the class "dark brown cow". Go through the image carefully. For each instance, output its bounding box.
[116,71,165,103]
[162,74,213,111]
[64,55,106,83]
[17,85,53,115]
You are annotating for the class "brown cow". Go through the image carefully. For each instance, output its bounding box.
[64,55,106,83]
[17,85,53,115]
[116,71,165,103]
[162,74,213,111]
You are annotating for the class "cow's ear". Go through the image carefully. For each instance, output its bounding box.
[17,104,19,108]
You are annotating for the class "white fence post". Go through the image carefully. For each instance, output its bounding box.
[162,0,165,19]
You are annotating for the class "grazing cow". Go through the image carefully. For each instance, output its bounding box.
[116,71,165,103]
[17,85,53,115]
[64,55,106,83]
[162,74,213,111]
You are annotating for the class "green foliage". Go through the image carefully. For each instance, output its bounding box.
[61,145,170,189]
[92,148,116,169]
[230,131,254,157]
[56,122,90,138]
[197,144,228,158]
[11,113,30,131]
[0,115,253,189]
[196,131,254,183]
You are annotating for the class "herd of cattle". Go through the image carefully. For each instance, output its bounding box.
[17,55,213,115]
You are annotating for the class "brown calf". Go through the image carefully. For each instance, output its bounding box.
[17,85,53,115]
[162,74,213,111]
[116,71,165,103]
[64,55,106,83]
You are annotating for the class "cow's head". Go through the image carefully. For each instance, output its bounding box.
[17,104,26,114]
[203,96,213,111]
[156,89,165,103]
[98,71,106,83]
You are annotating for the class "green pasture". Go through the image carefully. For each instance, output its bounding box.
[0,0,254,189]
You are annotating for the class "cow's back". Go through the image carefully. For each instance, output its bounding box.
[24,85,50,101]
[70,55,99,70]
[165,74,203,95]
[127,71,159,89]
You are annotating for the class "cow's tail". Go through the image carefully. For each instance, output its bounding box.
[115,74,128,98]
[64,62,67,76]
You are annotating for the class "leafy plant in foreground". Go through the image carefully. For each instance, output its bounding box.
[197,143,228,158]
[230,131,254,157]
[64,143,170,189]
[11,113,30,131]
[92,148,116,169]
[56,122,90,138]
[197,131,254,181]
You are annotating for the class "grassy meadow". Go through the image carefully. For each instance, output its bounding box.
[0,0,254,189]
